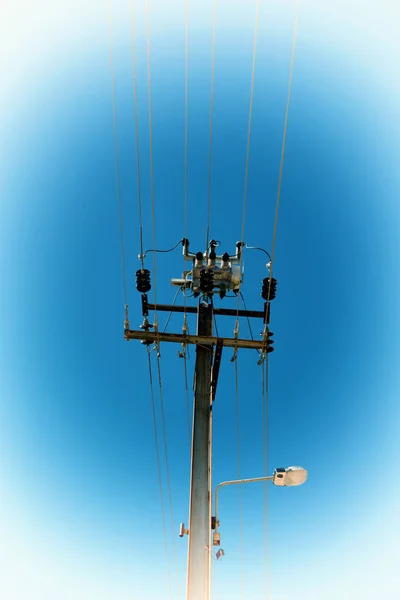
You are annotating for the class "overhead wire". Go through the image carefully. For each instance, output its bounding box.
[245,245,272,262]
[206,0,217,252]
[182,4,191,459]
[145,0,158,322]
[183,347,191,455]
[161,288,182,333]
[239,292,255,343]
[267,3,299,298]
[156,354,180,597]
[183,0,191,454]
[261,6,300,600]
[205,11,217,591]
[261,0,300,468]
[261,357,270,599]
[183,0,189,293]
[146,349,173,600]
[182,5,190,458]
[107,2,128,308]
[141,3,178,595]
[142,239,184,260]
[234,0,260,343]
[130,0,144,269]
[233,5,261,597]
[239,0,260,254]
[235,357,245,600]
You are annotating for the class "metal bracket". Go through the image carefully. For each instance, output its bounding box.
[211,339,224,402]
[144,302,264,319]
[141,293,149,317]
[263,301,270,325]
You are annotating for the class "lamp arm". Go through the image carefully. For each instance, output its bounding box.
[214,475,274,532]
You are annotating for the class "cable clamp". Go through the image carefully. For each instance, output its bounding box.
[231,319,239,362]
[179,316,189,358]
[153,320,161,358]
[257,352,268,366]
[124,304,130,332]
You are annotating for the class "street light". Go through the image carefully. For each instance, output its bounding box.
[212,466,308,548]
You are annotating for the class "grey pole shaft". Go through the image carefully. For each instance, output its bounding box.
[186,299,213,600]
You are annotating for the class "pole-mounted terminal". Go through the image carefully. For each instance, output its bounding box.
[173,239,245,297]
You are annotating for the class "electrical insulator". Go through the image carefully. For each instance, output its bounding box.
[221,252,230,269]
[195,251,204,269]
[136,269,151,293]
[208,246,216,267]
[261,277,277,301]
[211,516,216,530]
[265,330,274,353]
[199,268,214,293]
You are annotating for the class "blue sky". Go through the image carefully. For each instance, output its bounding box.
[1,1,399,599]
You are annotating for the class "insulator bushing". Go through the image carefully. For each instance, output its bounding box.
[136,269,151,293]
[265,330,274,353]
[199,268,214,293]
[261,277,277,301]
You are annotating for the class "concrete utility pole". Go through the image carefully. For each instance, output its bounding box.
[128,238,276,600]
[186,299,213,600]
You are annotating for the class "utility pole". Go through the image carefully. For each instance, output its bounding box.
[127,238,276,600]
[186,298,213,600]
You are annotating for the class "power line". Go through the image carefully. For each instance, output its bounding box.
[267,3,299,294]
[162,287,182,334]
[261,357,270,599]
[183,0,189,323]
[240,0,260,248]
[145,0,158,317]
[261,9,300,600]
[182,1,190,453]
[206,0,217,252]
[156,354,180,597]
[130,0,144,269]
[107,2,128,308]
[235,0,260,327]
[183,350,191,455]
[235,358,245,599]
[146,348,173,600]
[240,292,256,344]
[184,0,189,248]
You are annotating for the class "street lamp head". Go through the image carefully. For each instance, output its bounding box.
[273,466,308,487]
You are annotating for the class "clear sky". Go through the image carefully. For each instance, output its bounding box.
[1,1,399,599]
